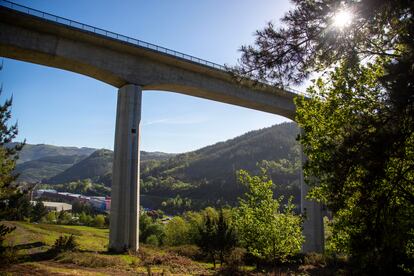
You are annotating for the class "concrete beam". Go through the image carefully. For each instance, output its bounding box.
[0,6,297,120]
[109,84,141,252]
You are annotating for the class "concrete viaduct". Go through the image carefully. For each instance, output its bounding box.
[0,0,323,253]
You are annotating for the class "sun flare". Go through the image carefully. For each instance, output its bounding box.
[333,10,353,29]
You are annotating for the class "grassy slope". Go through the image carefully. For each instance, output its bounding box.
[1,221,211,275]
[1,221,339,275]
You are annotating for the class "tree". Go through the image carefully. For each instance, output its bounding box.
[31,200,48,222]
[139,212,164,246]
[0,61,24,201]
[234,169,303,266]
[296,59,414,273]
[197,214,218,268]
[197,209,236,267]
[234,0,413,273]
[164,216,190,246]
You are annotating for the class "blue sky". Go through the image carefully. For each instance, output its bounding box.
[1,0,294,153]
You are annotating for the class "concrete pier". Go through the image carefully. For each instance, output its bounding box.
[109,84,142,252]
[300,148,324,252]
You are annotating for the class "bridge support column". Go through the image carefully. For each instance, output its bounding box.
[109,84,142,252]
[300,149,324,253]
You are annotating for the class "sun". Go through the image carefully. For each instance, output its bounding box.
[333,9,353,29]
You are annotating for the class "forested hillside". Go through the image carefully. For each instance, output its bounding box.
[140,122,301,205]
[17,122,300,208]
[15,154,87,182]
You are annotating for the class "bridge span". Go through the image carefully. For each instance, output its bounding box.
[0,0,323,253]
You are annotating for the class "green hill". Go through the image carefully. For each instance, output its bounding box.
[46,149,114,185]
[44,150,175,186]
[15,155,87,183]
[140,122,301,205]
[28,122,300,207]
[11,143,96,164]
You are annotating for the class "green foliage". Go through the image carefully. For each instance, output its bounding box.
[196,209,237,267]
[234,169,303,264]
[78,212,93,226]
[31,200,48,222]
[139,212,164,246]
[93,214,105,228]
[56,210,73,225]
[0,68,24,201]
[235,0,414,273]
[145,234,159,247]
[141,123,301,207]
[4,193,32,221]
[0,224,16,253]
[44,211,57,224]
[164,216,190,246]
[51,235,78,253]
[296,59,414,273]
[45,179,111,197]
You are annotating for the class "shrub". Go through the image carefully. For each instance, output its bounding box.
[93,214,105,228]
[168,245,202,260]
[51,235,78,253]
[146,234,159,247]
[0,246,18,267]
[226,247,247,268]
[164,216,190,246]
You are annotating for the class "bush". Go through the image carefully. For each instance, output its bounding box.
[0,246,18,267]
[164,216,190,246]
[141,251,206,274]
[168,245,202,260]
[51,235,78,253]
[226,247,246,268]
[145,234,159,247]
[93,214,105,228]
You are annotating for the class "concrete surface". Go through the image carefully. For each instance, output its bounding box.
[109,84,141,252]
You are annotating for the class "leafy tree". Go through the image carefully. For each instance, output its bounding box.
[31,200,48,222]
[164,216,190,246]
[296,59,414,273]
[139,212,164,246]
[234,0,413,273]
[234,169,303,266]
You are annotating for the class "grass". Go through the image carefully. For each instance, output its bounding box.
[3,221,109,251]
[0,221,212,275]
[1,221,345,275]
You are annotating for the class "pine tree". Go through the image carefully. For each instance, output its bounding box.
[31,200,48,222]
[0,61,25,201]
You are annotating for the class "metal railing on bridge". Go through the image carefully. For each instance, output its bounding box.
[0,0,307,96]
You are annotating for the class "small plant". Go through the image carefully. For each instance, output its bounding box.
[51,235,78,253]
